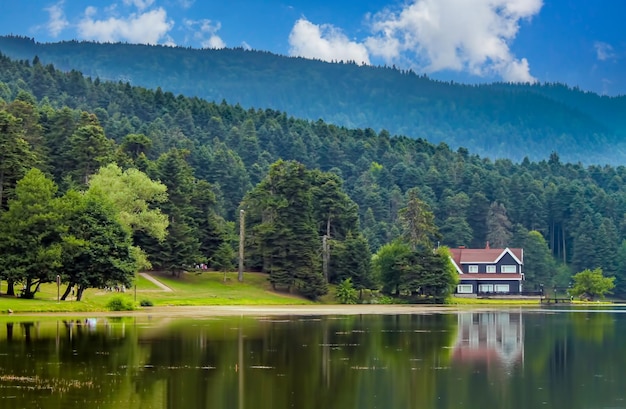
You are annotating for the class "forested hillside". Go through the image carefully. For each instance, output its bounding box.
[1,35,625,164]
[2,52,626,299]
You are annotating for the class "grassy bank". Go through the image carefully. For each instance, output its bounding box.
[0,271,312,313]
[2,271,596,314]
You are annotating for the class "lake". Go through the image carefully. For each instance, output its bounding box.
[0,307,624,409]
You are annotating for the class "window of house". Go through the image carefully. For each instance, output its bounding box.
[457,284,473,294]
[468,265,478,273]
[494,284,510,293]
[501,265,517,273]
[479,284,493,293]
[486,265,496,273]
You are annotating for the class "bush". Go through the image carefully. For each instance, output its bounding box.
[370,294,395,304]
[106,296,135,311]
[336,278,359,304]
[139,299,154,307]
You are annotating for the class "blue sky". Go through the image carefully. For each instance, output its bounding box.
[1,0,625,95]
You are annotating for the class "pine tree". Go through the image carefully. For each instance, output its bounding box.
[486,201,513,248]
[243,160,327,298]
[0,110,39,208]
[398,188,440,251]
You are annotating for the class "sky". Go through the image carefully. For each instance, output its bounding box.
[1,0,625,96]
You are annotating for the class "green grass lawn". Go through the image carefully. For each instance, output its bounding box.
[0,271,313,313]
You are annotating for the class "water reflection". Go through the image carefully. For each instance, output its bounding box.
[0,310,624,409]
[452,311,523,371]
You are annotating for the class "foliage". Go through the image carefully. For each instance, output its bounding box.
[336,278,359,304]
[58,190,137,301]
[518,230,558,289]
[139,299,154,307]
[86,163,168,240]
[398,188,440,251]
[211,242,235,272]
[3,50,626,301]
[372,240,412,295]
[106,296,135,311]
[243,160,329,299]
[569,268,615,301]
[328,232,373,289]
[0,109,40,208]
[370,294,395,304]
[3,36,625,164]
[0,169,64,297]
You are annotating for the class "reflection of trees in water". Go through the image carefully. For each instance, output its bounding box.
[132,314,458,409]
[0,318,144,408]
[2,312,624,409]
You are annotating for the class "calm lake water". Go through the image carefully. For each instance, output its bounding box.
[0,308,624,409]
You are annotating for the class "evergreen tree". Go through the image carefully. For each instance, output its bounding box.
[65,115,115,185]
[613,240,626,299]
[398,188,440,251]
[0,169,64,297]
[0,110,39,208]
[328,232,373,291]
[149,149,202,274]
[486,201,513,248]
[243,160,327,299]
[521,230,557,289]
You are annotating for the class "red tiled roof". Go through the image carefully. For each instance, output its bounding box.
[449,248,523,265]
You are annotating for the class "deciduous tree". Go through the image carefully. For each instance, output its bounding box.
[570,268,615,301]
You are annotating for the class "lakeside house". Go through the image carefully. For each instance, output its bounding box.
[449,244,524,295]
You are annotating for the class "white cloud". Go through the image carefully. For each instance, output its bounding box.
[178,0,195,9]
[45,1,69,37]
[241,41,252,50]
[288,18,370,65]
[594,41,615,61]
[77,7,174,45]
[183,19,225,49]
[123,0,155,11]
[365,0,542,82]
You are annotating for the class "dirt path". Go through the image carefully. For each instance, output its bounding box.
[139,272,173,292]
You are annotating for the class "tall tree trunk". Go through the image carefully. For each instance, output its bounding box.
[562,225,567,264]
[76,285,86,301]
[322,235,329,283]
[60,283,73,301]
[6,280,14,296]
[326,214,331,237]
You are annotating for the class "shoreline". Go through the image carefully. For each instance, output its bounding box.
[2,304,539,318]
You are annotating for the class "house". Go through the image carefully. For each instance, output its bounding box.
[449,244,523,295]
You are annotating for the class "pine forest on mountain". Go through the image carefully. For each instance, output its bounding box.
[1,48,626,300]
[1,35,625,165]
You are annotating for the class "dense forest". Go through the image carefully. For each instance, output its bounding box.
[1,51,626,300]
[1,35,625,164]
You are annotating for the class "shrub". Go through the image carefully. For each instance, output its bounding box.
[336,278,359,304]
[106,296,135,311]
[139,299,154,307]
[370,294,395,304]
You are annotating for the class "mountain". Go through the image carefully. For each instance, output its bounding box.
[5,48,626,295]
[1,35,625,164]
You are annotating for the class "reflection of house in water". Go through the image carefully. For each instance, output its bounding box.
[452,312,524,370]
